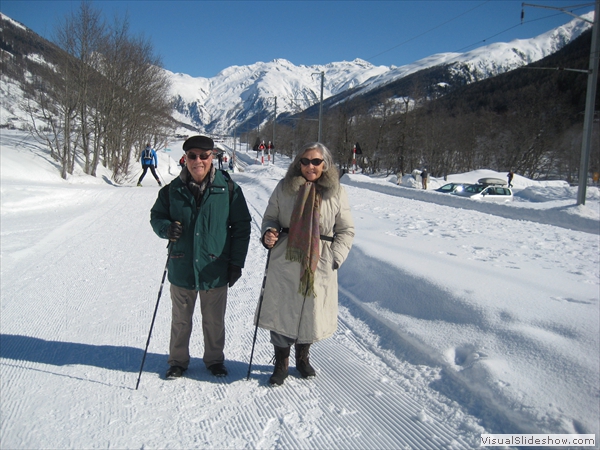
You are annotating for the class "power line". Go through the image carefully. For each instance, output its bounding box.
[454,7,592,53]
[367,2,593,63]
[366,0,491,62]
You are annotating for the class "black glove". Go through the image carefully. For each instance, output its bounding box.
[228,264,242,287]
[167,221,182,241]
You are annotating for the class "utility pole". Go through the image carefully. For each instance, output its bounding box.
[233,127,237,172]
[273,96,277,164]
[522,1,599,205]
[312,71,324,142]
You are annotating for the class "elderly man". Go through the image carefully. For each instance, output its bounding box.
[150,135,251,379]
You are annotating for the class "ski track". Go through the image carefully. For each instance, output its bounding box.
[2,175,486,449]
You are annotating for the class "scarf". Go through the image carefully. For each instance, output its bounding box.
[286,181,321,297]
[183,165,215,207]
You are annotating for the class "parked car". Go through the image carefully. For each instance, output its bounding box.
[472,185,513,202]
[435,183,470,194]
[452,182,513,202]
[452,183,486,197]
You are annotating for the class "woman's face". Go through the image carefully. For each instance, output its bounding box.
[299,149,324,182]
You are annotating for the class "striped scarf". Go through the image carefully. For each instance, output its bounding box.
[286,181,321,297]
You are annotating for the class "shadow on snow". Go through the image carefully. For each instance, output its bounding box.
[0,333,268,385]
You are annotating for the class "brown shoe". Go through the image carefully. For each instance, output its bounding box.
[295,343,316,378]
[269,345,290,386]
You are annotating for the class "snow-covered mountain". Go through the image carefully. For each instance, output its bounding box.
[169,58,389,135]
[0,10,593,136]
[170,12,593,135]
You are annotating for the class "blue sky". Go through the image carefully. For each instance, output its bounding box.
[1,1,594,78]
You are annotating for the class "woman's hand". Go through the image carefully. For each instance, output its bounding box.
[263,228,279,249]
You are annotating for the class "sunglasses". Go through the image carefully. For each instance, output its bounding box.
[300,158,324,166]
[187,151,212,160]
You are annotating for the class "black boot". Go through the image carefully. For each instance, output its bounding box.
[269,345,290,386]
[295,343,316,378]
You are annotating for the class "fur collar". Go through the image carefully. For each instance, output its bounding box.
[282,164,340,200]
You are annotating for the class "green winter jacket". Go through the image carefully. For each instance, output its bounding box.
[150,168,251,291]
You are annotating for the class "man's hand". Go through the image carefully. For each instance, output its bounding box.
[228,265,242,287]
[167,221,182,241]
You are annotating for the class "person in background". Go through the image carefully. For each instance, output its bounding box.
[138,143,161,187]
[421,169,428,189]
[179,154,186,168]
[257,142,355,386]
[150,135,252,379]
[507,170,514,188]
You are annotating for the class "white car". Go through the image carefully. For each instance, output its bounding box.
[452,178,513,202]
[470,185,513,202]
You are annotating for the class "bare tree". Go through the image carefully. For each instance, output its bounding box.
[93,14,173,181]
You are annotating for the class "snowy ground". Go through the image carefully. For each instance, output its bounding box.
[1,130,598,449]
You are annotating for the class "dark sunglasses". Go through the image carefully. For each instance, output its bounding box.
[187,152,212,160]
[300,158,324,166]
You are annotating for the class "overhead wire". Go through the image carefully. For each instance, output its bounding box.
[366,2,593,63]
[454,6,593,53]
[366,0,491,62]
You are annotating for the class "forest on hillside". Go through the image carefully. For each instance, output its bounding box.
[257,29,598,182]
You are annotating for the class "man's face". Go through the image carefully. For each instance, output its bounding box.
[186,149,213,182]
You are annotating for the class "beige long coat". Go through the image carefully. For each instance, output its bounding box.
[255,167,355,343]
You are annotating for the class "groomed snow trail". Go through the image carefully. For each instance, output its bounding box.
[1,168,484,448]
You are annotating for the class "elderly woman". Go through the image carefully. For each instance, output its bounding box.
[257,142,355,385]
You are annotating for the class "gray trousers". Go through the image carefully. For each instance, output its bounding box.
[270,331,296,348]
[168,284,228,369]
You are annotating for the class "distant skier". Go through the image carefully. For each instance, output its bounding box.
[138,143,161,187]
[179,154,186,168]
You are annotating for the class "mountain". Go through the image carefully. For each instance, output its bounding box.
[168,58,389,136]
[168,12,593,135]
[0,11,594,136]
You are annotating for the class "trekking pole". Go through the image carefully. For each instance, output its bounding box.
[155,167,166,185]
[246,248,272,380]
[135,242,172,390]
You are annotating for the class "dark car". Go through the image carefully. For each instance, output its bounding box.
[435,183,470,194]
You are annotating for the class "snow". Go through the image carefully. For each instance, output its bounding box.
[161,11,594,135]
[1,129,598,449]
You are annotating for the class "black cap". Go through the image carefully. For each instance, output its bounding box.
[183,135,214,151]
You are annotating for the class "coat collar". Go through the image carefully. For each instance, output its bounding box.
[282,163,340,200]
[179,165,216,185]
